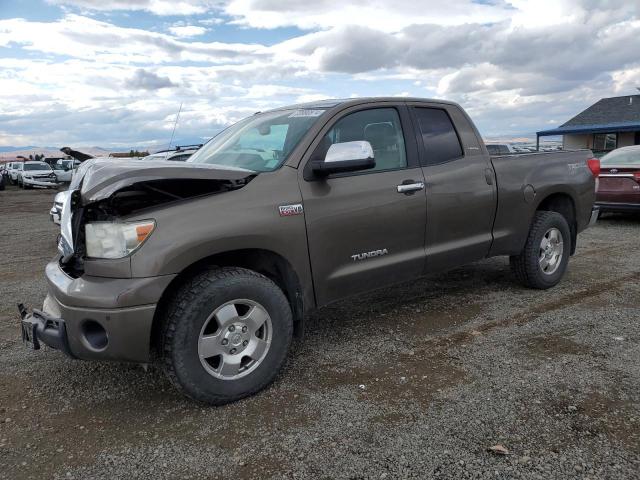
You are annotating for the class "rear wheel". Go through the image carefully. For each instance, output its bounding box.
[510,211,571,289]
[161,267,293,405]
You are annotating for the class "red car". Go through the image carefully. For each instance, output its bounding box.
[596,145,640,213]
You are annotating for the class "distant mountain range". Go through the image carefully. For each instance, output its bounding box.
[0,146,112,160]
[0,137,209,160]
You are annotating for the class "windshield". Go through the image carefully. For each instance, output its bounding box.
[54,161,70,170]
[601,148,640,165]
[188,108,327,171]
[24,162,52,171]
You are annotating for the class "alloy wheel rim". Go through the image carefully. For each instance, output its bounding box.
[198,299,272,380]
[539,227,564,275]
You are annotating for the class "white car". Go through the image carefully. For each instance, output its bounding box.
[52,159,80,183]
[7,162,24,184]
[144,146,200,162]
[17,161,59,189]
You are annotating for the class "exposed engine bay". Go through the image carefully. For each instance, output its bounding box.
[58,160,256,277]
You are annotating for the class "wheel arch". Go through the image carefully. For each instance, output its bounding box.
[150,248,306,357]
[535,192,577,255]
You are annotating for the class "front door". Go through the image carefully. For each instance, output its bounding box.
[299,105,427,306]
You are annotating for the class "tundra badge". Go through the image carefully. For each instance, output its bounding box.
[278,204,304,217]
[351,249,389,261]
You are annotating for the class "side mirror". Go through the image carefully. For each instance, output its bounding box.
[312,141,375,176]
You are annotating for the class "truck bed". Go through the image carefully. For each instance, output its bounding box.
[488,149,596,257]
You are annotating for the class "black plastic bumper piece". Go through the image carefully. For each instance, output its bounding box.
[18,303,76,358]
[595,202,640,213]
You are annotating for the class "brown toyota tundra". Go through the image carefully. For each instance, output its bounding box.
[20,98,600,404]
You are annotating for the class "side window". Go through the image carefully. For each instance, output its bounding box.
[318,108,407,172]
[414,108,463,165]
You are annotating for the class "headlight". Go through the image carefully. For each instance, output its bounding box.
[85,220,155,259]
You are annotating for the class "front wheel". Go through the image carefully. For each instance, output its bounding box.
[510,211,572,289]
[161,267,293,405]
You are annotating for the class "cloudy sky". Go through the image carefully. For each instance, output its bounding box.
[0,0,639,148]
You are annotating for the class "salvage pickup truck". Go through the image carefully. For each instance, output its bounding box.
[20,98,600,404]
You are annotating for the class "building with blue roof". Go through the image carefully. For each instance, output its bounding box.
[537,94,640,153]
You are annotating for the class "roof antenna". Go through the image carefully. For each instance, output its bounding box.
[168,102,183,150]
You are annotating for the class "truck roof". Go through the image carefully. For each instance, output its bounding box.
[264,97,460,113]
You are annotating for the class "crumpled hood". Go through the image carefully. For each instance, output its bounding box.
[73,158,255,204]
[58,159,256,260]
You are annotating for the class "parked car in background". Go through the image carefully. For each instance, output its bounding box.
[486,143,516,155]
[52,159,80,183]
[0,168,5,191]
[17,161,59,189]
[144,144,201,162]
[596,145,640,213]
[7,162,24,184]
[0,163,8,186]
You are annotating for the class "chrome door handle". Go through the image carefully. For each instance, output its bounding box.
[397,182,425,194]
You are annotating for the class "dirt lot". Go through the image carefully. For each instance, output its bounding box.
[0,185,639,480]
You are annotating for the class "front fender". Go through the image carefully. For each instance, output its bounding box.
[128,168,314,304]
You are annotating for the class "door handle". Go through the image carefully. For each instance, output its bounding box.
[397,181,425,194]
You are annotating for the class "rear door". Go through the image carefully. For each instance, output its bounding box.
[299,103,427,306]
[408,103,497,272]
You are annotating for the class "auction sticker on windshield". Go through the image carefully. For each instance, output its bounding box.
[288,109,324,118]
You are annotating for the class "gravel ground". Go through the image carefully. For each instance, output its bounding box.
[0,185,639,480]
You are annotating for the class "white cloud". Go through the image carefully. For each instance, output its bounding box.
[124,69,177,90]
[0,15,266,64]
[1,1,639,146]
[199,17,225,26]
[168,25,208,38]
[241,84,312,99]
[225,0,513,32]
[46,0,221,16]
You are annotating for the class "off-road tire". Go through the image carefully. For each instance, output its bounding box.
[161,267,293,405]
[510,211,571,289]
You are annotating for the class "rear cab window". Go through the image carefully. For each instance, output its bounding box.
[412,107,463,165]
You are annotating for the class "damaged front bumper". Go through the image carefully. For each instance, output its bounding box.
[18,258,176,363]
[22,177,59,188]
[18,303,75,357]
